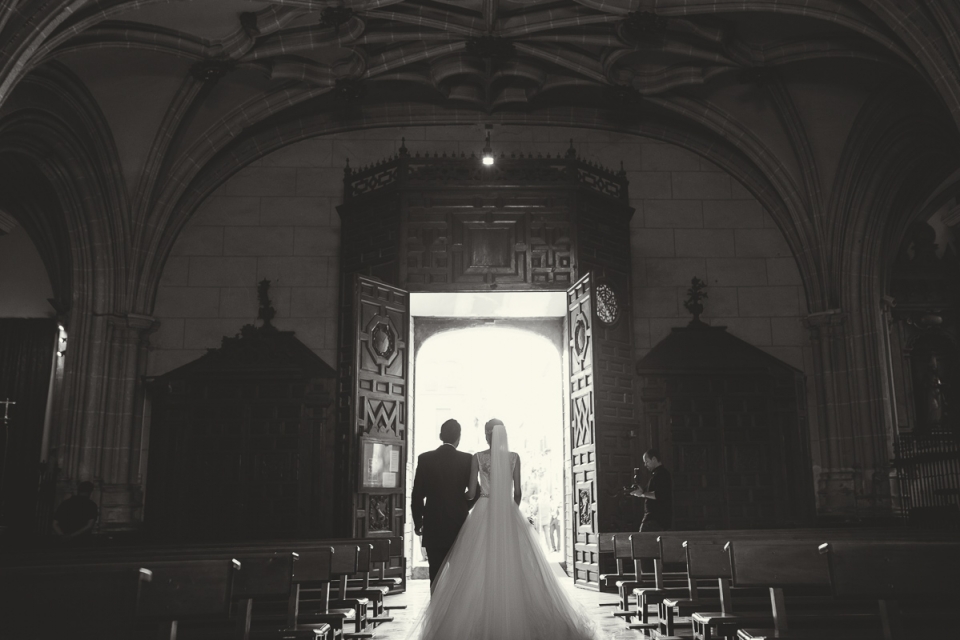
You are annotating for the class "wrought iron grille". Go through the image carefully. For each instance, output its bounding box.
[892,432,960,529]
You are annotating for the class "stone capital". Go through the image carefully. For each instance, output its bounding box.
[802,309,846,339]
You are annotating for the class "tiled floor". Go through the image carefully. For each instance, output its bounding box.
[375,576,648,640]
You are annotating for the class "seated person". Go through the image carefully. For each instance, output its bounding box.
[53,481,98,543]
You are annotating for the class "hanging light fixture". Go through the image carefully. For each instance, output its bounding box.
[482,126,494,166]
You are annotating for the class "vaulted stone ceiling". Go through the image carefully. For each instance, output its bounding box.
[1,0,960,318]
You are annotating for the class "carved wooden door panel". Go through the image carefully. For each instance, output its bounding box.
[568,273,599,587]
[351,276,410,538]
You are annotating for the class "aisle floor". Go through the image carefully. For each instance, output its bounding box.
[374,575,645,640]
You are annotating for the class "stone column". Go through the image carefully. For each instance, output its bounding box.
[804,309,892,520]
[54,312,158,532]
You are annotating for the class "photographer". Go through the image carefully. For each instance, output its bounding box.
[629,449,672,532]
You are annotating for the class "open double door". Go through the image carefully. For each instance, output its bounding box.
[344,273,618,587]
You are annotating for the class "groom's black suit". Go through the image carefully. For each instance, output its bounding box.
[411,443,474,585]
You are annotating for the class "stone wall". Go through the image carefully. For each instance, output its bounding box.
[149,125,810,379]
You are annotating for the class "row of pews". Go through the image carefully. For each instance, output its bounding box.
[0,536,407,640]
[598,528,958,639]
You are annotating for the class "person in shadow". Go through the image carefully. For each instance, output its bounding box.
[53,481,98,545]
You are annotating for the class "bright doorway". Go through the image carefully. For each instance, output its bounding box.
[406,292,569,578]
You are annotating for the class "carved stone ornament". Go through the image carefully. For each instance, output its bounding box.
[596,283,619,325]
[578,488,592,527]
[368,495,392,532]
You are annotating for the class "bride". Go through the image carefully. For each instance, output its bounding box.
[411,418,602,640]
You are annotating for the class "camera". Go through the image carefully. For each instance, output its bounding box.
[620,467,643,495]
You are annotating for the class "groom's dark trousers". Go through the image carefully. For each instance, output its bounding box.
[411,443,475,587]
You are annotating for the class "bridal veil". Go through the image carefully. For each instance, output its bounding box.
[411,423,601,640]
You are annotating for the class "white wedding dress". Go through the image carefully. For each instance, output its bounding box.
[411,424,602,640]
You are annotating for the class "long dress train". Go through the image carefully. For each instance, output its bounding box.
[411,424,602,640]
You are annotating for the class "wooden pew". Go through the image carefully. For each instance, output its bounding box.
[0,538,392,639]
[296,544,371,639]
[680,542,770,640]
[233,552,332,640]
[613,528,955,635]
[625,532,687,634]
[0,563,152,639]
[818,541,958,639]
[137,558,242,640]
[598,531,638,592]
[610,534,642,614]
[726,541,870,640]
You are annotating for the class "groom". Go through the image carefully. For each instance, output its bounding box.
[411,418,474,590]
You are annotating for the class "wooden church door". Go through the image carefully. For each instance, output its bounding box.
[567,273,599,586]
[349,276,410,538]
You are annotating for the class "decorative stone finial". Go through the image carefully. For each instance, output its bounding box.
[257,279,276,328]
[683,276,708,325]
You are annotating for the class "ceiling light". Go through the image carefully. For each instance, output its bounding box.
[482,129,494,166]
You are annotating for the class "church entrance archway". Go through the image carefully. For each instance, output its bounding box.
[408,293,569,577]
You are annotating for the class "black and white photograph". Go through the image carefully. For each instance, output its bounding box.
[0,1,958,638]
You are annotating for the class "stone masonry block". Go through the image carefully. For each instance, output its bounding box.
[644,200,702,228]
[260,197,330,227]
[159,257,189,287]
[290,287,338,318]
[220,166,298,197]
[151,318,185,350]
[738,286,800,317]
[712,317,772,346]
[632,258,647,288]
[672,172,731,199]
[154,287,220,318]
[257,257,328,287]
[193,196,260,226]
[631,228,675,258]
[188,257,258,287]
[184,318,248,350]
[261,138,333,167]
[675,229,736,257]
[645,258,706,287]
[735,229,792,258]
[223,227,294,256]
[631,316,651,349]
[326,257,341,288]
[629,201,645,229]
[702,200,764,228]
[169,226,223,257]
[634,287,679,317]
[627,172,672,199]
[294,227,339,257]
[771,317,805,346]
[642,143,701,171]
[705,258,767,286]
[697,286,738,317]
[766,257,803,285]
[295,168,346,197]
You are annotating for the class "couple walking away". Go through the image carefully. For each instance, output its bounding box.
[410,418,601,640]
